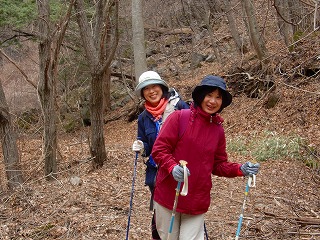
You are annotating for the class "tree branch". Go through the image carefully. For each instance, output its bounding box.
[0,48,37,89]
[101,0,119,74]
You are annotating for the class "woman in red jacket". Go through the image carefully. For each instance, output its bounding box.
[151,75,260,240]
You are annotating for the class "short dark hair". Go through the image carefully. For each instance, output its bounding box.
[193,86,218,106]
[193,86,229,112]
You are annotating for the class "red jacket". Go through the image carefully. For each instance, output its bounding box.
[151,105,243,215]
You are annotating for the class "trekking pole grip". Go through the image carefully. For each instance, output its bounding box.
[179,160,188,196]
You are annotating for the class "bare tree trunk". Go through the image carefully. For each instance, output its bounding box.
[37,0,74,180]
[103,68,111,110]
[132,0,147,80]
[0,79,24,189]
[314,0,319,30]
[37,0,57,180]
[274,0,293,46]
[103,10,114,111]
[75,0,119,168]
[241,0,268,62]
[199,0,222,61]
[222,0,248,53]
[288,0,311,33]
[37,77,57,180]
[181,0,212,67]
[90,74,106,168]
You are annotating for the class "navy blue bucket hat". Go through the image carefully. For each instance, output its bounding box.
[192,75,232,110]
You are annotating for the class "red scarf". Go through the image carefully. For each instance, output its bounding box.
[145,98,169,121]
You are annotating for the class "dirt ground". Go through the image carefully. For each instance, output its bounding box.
[1,82,319,240]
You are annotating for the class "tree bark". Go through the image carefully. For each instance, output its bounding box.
[37,0,74,180]
[314,0,319,30]
[274,0,293,46]
[288,0,312,33]
[241,0,268,62]
[37,0,57,180]
[0,80,24,189]
[75,0,119,168]
[103,68,111,110]
[202,0,221,60]
[90,73,106,168]
[222,0,248,53]
[132,0,147,80]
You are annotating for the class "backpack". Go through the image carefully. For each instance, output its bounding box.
[178,109,191,138]
[162,88,184,123]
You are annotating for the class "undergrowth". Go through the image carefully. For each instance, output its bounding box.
[227,131,319,169]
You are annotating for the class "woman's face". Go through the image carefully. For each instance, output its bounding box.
[142,84,163,107]
[201,88,223,114]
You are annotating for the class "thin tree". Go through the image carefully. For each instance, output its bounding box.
[241,0,268,62]
[74,0,119,168]
[221,0,248,53]
[288,0,312,33]
[199,0,222,60]
[37,0,74,180]
[274,0,294,46]
[0,78,24,189]
[132,0,147,80]
[313,0,319,30]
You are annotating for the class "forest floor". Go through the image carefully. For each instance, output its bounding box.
[0,74,320,239]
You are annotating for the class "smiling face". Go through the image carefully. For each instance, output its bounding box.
[142,84,163,107]
[200,88,223,114]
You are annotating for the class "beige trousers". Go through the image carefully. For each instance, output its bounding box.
[154,201,205,240]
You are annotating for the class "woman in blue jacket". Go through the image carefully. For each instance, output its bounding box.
[132,70,189,239]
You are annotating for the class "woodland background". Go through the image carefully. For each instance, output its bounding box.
[0,0,319,239]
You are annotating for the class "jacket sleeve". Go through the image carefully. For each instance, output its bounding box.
[212,128,243,177]
[151,111,180,174]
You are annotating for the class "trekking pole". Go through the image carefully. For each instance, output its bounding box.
[204,222,209,240]
[167,160,188,240]
[126,152,139,240]
[235,174,256,240]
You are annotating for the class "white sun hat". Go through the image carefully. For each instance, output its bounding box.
[135,71,169,96]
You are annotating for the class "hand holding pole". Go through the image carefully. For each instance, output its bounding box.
[179,160,188,196]
[167,160,188,240]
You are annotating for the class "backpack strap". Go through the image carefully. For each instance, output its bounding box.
[179,109,191,138]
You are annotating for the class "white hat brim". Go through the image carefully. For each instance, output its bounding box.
[135,79,169,95]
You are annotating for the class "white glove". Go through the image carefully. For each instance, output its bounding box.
[132,140,144,152]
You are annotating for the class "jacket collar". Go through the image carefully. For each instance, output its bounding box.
[192,104,224,124]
